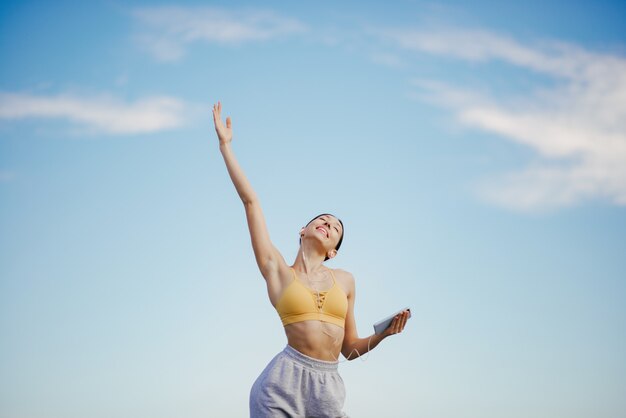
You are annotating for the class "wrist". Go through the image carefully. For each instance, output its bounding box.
[369,333,384,348]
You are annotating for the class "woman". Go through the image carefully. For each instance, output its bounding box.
[212,102,410,417]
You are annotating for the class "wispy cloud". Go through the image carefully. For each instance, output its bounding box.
[0,92,186,135]
[132,6,307,61]
[384,28,626,211]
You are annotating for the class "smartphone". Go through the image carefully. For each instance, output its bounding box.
[373,307,411,334]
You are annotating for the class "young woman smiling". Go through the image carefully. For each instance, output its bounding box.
[212,102,410,418]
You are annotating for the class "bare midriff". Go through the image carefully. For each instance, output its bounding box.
[284,320,345,361]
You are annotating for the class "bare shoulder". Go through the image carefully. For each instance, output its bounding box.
[329,268,355,294]
[331,268,355,281]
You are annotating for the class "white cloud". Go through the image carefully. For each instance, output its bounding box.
[386,28,626,211]
[132,6,307,61]
[0,92,186,134]
[384,29,590,79]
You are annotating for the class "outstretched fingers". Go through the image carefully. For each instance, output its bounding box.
[213,102,232,127]
[212,102,224,128]
[212,101,233,145]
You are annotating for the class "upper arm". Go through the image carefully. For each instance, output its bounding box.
[340,272,359,354]
[244,200,287,281]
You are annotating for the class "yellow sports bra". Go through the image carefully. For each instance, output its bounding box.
[275,268,348,328]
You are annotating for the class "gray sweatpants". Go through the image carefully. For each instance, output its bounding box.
[249,345,349,418]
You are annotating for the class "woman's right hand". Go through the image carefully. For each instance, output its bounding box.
[212,101,232,146]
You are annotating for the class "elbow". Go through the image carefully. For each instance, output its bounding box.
[341,344,357,361]
[242,195,259,207]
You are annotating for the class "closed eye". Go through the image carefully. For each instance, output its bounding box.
[319,216,340,233]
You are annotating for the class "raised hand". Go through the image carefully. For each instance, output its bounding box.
[212,101,232,146]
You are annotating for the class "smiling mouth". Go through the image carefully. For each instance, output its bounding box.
[316,227,329,238]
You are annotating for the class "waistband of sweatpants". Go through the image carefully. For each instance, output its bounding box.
[283,345,339,372]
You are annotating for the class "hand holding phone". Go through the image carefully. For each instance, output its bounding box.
[373,307,411,335]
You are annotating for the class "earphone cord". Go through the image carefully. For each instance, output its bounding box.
[301,240,372,363]
[326,327,373,363]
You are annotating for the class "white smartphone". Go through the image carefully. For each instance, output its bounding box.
[373,307,411,335]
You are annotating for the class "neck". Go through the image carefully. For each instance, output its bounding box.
[293,242,326,273]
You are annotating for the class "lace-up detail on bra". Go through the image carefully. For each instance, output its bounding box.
[314,291,327,310]
[275,268,348,328]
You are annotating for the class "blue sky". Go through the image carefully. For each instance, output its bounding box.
[1,1,625,417]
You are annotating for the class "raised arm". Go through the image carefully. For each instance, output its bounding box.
[212,102,286,281]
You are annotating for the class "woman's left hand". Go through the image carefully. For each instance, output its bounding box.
[382,309,410,338]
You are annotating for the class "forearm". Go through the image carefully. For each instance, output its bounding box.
[219,142,258,205]
[343,333,385,361]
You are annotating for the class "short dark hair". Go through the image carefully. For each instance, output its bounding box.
[301,213,344,261]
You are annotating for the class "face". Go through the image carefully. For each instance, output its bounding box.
[301,215,343,258]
